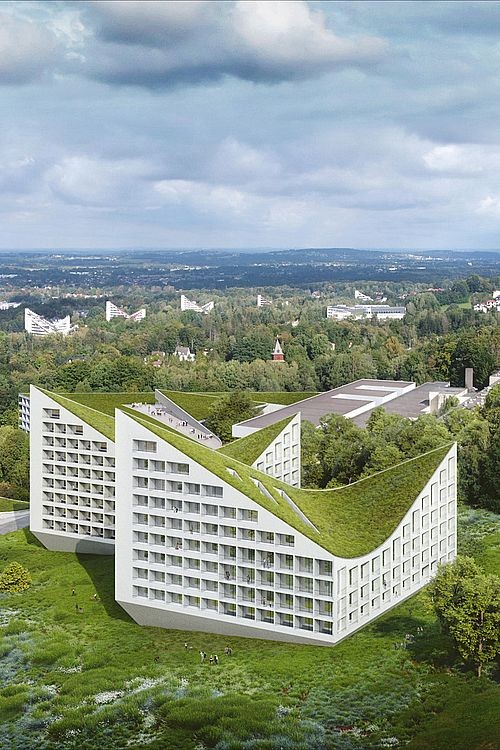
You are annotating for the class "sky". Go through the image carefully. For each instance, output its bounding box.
[1,0,500,251]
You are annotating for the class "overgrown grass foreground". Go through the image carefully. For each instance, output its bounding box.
[0,508,498,750]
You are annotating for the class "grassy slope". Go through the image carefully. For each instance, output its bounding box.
[406,679,500,750]
[217,416,295,465]
[125,407,451,558]
[0,497,30,512]
[0,518,498,748]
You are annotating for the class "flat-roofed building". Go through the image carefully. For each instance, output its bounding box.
[327,304,406,320]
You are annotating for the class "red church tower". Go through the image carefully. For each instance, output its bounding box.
[272,338,284,362]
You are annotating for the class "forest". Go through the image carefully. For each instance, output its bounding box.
[0,273,499,511]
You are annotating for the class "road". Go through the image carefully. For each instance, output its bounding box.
[0,510,30,535]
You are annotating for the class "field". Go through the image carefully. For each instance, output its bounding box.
[0,507,498,750]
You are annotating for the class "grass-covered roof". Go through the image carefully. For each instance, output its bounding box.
[65,392,156,417]
[122,406,452,559]
[59,390,316,422]
[41,390,116,441]
[217,416,295,466]
[37,387,452,558]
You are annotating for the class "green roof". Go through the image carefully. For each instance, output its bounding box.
[217,416,295,465]
[51,390,316,423]
[36,387,452,558]
[66,392,156,417]
[122,406,452,559]
[42,390,116,441]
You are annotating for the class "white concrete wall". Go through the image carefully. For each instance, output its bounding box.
[252,412,301,488]
[29,386,116,554]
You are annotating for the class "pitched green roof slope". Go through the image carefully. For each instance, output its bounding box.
[217,416,295,466]
[66,392,156,417]
[41,390,116,441]
[53,390,316,423]
[121,406,452,559]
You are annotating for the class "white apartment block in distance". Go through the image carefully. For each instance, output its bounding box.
[180,294,214,314]
[24,308,74,336]
[26,384,456,645]
[105,301,146,322]
[327,304,406,321]
[257,294,272,307]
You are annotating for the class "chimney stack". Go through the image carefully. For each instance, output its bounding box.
[465,367,474,392]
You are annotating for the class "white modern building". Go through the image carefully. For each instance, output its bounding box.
[354,289,373,301]
[180,294,214,314]
[105,301,146,322]
[25,383,456,645]
[327,304,406,321]
[0,301,21,310]
[24,308,74,336]
[257,294,272,307]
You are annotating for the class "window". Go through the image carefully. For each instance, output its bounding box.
[167,461,189,474]
[317,560,332,577]
[133,440,157,453]
[203,484,223,498]
[239,509,258,522]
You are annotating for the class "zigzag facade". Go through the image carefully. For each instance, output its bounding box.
[180,294,214,314]
[26,385,456,645]
[105,301,146,322]
[24,308,74,336]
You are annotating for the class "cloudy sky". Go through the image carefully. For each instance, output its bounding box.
[1,0,500,250]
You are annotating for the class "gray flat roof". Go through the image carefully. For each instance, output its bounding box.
[351,382,467,426]
[237,379,415,430]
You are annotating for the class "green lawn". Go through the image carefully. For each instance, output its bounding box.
[0,510,498,749]
[439,301,472,311]
[0,497,30,512]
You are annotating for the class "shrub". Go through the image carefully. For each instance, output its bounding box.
[0,562,32,592]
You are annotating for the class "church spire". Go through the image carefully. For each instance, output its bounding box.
[272,337,284,361]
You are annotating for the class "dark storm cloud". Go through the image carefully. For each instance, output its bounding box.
[84,0,386,88]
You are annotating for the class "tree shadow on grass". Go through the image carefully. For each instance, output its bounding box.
[373,613,458,668]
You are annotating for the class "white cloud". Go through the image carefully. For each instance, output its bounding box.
[0,13,59,84]
[477,195,500,215]
[45,156,154,207]
[423,144,484,174]
[230,1,385,75]
[208,138,282,185]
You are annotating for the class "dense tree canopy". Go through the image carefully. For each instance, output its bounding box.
[430,557,500,677]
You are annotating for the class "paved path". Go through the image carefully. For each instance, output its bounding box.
[0,510,30,535]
